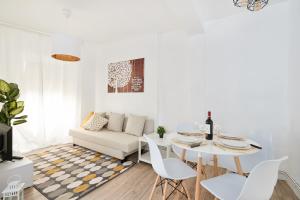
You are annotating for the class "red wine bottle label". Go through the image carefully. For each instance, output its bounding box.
[205,124,211,134]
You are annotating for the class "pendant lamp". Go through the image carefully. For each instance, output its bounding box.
[247,0,268,11]
[233,0,248,7]
[51,9,82,62]
[233,0,268,11]
[51,33,81,62]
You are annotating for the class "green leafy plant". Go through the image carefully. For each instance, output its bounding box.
[0,79,27,126]
[157,126,166,138]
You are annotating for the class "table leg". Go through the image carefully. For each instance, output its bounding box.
[213,155,219,176]
[234,156,243,175]
[166,146,170,159]
[180,149,186,161]
[195,156,203,200]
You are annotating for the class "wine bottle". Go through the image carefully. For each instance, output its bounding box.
[205,111,213,140]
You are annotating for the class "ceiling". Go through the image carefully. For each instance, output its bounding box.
[0,0,284,42]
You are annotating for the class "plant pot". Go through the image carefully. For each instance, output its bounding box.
[159,134,164,139]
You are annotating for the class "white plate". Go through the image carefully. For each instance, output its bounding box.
[173,136,203,145]
[218,133,244,140]
[220,139,249,148]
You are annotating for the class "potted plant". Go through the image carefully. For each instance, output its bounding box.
[0,79,27,126]
[157,126,166,139]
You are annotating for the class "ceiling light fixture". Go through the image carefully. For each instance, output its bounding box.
[51,9,81,62]
[233,0,248,7]
[233,0,268,11]
[247,0,268,11]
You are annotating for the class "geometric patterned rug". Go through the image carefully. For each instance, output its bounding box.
[27,144,135,200]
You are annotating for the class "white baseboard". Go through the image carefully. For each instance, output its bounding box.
[279,170,300,198]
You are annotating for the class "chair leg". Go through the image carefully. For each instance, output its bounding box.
[163,179,168,200]
[182,180,192,200]
[149,175,160,200]
[175,182,182,200]
[159,177,164,194]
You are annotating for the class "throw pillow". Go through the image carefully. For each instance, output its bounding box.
[107,112,125,132]
[80,112,95,128]
[125,114,146,136]
[83,113,108,131]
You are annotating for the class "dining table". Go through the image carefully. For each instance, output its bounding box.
[168,132,261,200]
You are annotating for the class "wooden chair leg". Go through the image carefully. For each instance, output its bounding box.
[175,182,182,200]
[149,175,160,200]
[163,179,168,200]
[182,180,192,200]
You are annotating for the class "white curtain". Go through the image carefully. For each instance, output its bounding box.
[0,25,82,153]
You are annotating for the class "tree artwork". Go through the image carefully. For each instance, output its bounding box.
[108,61,132,91]
[108,58,144,93]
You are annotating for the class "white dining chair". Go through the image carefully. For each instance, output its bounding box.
[145,135,196,200]
[200,156,288,200]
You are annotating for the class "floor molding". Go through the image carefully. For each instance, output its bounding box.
[279,170,300,198]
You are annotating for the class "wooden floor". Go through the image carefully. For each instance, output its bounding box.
[25,162,298,200]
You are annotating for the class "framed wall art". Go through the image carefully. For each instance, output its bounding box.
[108,58,144,93]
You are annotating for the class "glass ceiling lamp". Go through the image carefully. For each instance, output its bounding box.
[233,0,268,11]
[233,0,249,7]
[51,9,82,62]
[247,0,269,11]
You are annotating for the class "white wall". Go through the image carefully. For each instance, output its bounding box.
[202,2,290,163]
[157,31,206,129]
[94,31,206,129]
[94,34,158,119]
[92,0,297,182]
[80,42,97,120]
[288,0,300,185]
[157,2,290,168]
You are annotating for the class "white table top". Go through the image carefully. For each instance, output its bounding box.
[167,132,260,157]
[0,157,33,170]
[140,132,171,147]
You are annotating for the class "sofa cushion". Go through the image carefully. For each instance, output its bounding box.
[123,117,154,134]
[125,115,146,136]
[107,112,125,132]
[143,119,154,134]
[83,113,108,131]
[69,128,138,153]
[80,112,95,128]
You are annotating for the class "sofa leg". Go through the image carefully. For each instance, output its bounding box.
[121,157,128,163]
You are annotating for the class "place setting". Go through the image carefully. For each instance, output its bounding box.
[171,135,206,148]
[214,133,262,152]
[170,122,263,153]
[171,125,208,148]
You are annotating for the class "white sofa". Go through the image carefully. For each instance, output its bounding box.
[69,116,154,160]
